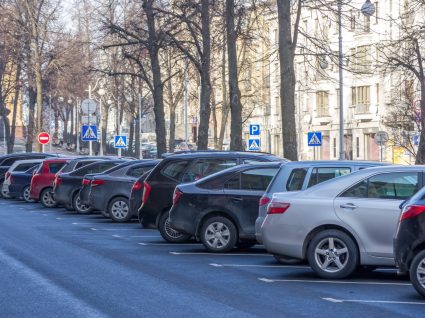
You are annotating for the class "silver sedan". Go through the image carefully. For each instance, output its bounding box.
[261,166,425,279]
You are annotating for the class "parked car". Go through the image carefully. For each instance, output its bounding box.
[139,151,285,242]
[394,186,425,298]
[0,153,56,198]
[1,159,44,198]
[169,163,281,250]
[30,158,71,207]
[7,164,41,202]
[54,160,127,213]
[255,161,388,247]
[80,160,160,222]
[261,166,424,279]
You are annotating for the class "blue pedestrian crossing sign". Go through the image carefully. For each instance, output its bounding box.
[114,135,127,148]
[307,132,322,147]
[249,124,260,136]
[248,138,261,151]
[81,125,98,141]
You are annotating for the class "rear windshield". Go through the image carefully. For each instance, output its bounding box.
[14,162,38,172]
[72,162,121,176]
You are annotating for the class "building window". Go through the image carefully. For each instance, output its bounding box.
[352,86,371,114]
[350,10,356,30]
[356,137,360,157]
[350,46,371,73]
[316,91,329,117]
[374,2,379,24]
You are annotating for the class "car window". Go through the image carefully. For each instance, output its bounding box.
[242,159,264,164]
[127,166,152,178]
[49,162,66,174]
[1,158,17,166]
[73,162,118,176]
[181,159,237,183]
[341,172,419,200]
[241,168,279,191]
[26,165,40,173]
[161,161,189,181]
[75,161,97,170]
[307,167,351,188]
[286,168,308,191]
[224,175,240,190]
[15,163,38,172]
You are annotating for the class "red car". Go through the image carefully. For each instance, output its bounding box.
[30,158,71,207]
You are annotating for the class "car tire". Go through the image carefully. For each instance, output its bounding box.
[158,212,191,243]
[1,188,10,199]
[200,216,238,253]
[40,188,56,208]
[274,255,303,265]
[410,250,425,298]
[307,230,358,279]
[109,197,132,222]
[23,186,35,203]
[72,192,92,214]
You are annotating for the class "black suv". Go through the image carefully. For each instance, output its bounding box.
[138,151,284,242]
[394,186,425,298]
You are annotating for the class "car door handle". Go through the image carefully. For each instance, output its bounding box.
[231,197,243,202]
[340,203,357,209]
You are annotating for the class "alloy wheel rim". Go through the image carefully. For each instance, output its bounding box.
[314,237,349,273]
[205,222,230,249]
[76,196,90,212]
[416,258,425,289]
[111,201,129,219]
[164,216,183,239]
[24,188,32,202]
[43,190,55,207]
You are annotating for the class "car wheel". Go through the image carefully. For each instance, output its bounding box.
[200,216,237,253]
[307,230,358,279]
[410,250,425,298]
[40,188,56,208]
[72,192,91,214]
[158,212,191,243]
[109,197,131,222]
[274,255,303,265]
[1,188,10,199]
[23,186,35,203]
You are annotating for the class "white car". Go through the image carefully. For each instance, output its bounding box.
[1,159,43,198]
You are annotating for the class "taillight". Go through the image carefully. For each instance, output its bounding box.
[142,181,151,203]
[259,196,271,206]
[82,179,90,186]
[173,188,182,205]
[400,205,425,221]
[55,176,62,186]
[132,181,143,191]
[267,202,291,214]
[91,180,105,187]
[9,176,13,183]
[5,172,10,180]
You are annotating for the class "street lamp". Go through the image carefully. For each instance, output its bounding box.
[337,0,375,160]
[97,88,106,155]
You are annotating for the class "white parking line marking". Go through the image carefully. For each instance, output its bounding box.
[130,235,162,238]
[209,263,309,269]
[138,242,200,246]
[90,228,97,231]
[258,278,411,286]
[112,235,121,238]
[56,217,62,220]
[170,252,272,256]
[322,297,425,305]
[41,214,48,216]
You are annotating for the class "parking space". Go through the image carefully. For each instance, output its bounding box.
[0,199,424,317]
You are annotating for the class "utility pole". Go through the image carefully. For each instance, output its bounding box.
[184,57,189,142]
[88,84,93,156]
[139,93,143,159]
[337,0,345,160]
[49,95,52,153]
[76,97,80,154]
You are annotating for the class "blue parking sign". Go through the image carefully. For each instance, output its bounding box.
[249,124,260,136]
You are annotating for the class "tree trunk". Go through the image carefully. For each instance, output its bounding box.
[70,106,74,146]
[9,62,22,153]
[34,56,43,152]
[218,43,229,150]
[135,112,140,158]
[211,88,218,149]
[415,78,425,164]
[169,106,176,152]
[277,0,298,161]
[143,0,167,157]
[197,0,212,150]
[226,0,243,151]
[26,86,36,152]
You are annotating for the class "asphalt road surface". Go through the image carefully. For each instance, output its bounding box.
[1,199,424,317]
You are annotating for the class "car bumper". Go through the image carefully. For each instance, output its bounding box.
[89,192,106,212]
[261,215,304,260]
[139,206,158,229]
[255,216,264,244]
[169,205,197,235]
[54,187,70,206]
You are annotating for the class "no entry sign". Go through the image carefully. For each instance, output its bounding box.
[38,132,50,145]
